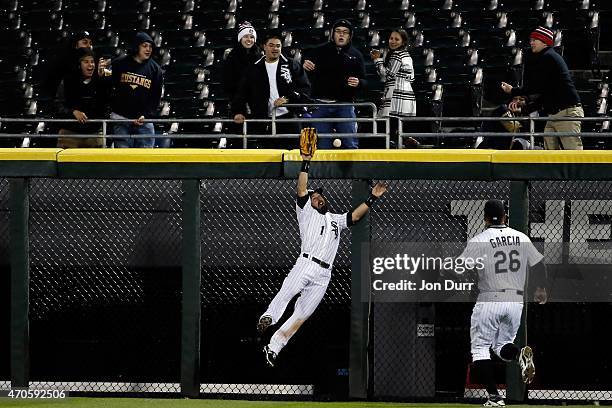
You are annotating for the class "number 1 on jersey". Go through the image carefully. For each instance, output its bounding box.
[320,225,325,235]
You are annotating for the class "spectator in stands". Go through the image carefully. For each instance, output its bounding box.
[223,21,263,105]
[232,34,311,148]
[303,19,366,149]
[54,48,111,148]
[41,31,94,104]
[38,31,103,148]
[370,29,417,147]
[477,102,530,149]
[221,21,263,147]
[110,32,164,148]
[501,26,583,150]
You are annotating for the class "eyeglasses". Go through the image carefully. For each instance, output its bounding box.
[334,29,350,35]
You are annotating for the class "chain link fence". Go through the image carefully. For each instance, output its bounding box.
[527,181,612,401]
[370,180,510,399]
[3,176,611,400]
[369,179,612,401]
[27,179,182,393]
[199,179,352,396]
[0,178,9,381]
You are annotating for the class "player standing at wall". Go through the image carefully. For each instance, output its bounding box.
[257,152,387,367]
[458,199,548,407]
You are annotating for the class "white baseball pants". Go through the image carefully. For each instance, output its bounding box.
[261,257,331,355]
[470,301,523,361]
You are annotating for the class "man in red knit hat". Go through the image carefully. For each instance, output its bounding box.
[501,26,583,150]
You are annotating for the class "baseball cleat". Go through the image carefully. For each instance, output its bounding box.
[263,345,277,368]
[257,315,273,334]
[519,345,535,384]
[483,394,505,407]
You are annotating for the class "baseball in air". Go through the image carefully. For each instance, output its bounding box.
[333,138,342,148]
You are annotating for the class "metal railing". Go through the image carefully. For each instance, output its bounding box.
[0,102,391,148]
[0,110,610,149]
[398,116,611,149]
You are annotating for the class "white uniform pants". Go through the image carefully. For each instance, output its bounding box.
[262,257,331,355]
[470,301,523,362]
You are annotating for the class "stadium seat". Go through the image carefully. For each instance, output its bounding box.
[0,0,608,144]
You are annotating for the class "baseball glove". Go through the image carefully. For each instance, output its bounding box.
[501,110,522,133]
[299,127,318,156]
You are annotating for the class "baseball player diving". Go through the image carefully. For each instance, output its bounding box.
[458,199,547,407]
[257,152,387,367]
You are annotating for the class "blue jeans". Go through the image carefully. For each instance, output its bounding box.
[113,122,155,148]
[155,136,172,148]
[311,105,358,149]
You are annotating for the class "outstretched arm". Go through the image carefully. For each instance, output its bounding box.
[297,153,311,198]
[351,183,387,224]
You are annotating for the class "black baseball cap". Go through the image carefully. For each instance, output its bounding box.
[332,19,353,35]
[484,199,506,223]
[73,30,92,41]
[308,187,325,200]
[70,30,92,48]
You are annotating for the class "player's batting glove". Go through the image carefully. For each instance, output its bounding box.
[300,127,318,156]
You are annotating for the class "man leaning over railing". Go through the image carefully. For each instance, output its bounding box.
[501,26,584,150]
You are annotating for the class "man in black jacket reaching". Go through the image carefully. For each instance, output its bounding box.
[501,26,583,150]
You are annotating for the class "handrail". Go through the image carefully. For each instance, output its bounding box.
[270,102,388,148]
[0,113,609,149]
[1,101,393,148]
[1,116,608,123]
[397,115,611,150]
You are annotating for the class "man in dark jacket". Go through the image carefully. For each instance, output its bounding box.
[501,26,583,150]
[110,32,164,148]
[54,48,111,148]
[42,30,94,104]
[302,19,366,149]
[232,33,311,148]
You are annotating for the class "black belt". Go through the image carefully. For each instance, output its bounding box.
[302,253,331,269]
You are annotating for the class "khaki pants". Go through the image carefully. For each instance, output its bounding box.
[58,129,105,148]
[543,106,584,150]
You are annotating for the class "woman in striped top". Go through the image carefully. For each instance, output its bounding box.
[371,29,417,145]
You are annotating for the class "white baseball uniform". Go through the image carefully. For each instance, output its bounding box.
[262,195,350,355]
[459,225,543,362]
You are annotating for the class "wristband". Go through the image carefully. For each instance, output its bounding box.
[301,161,310,173]
[364,194,378,207]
